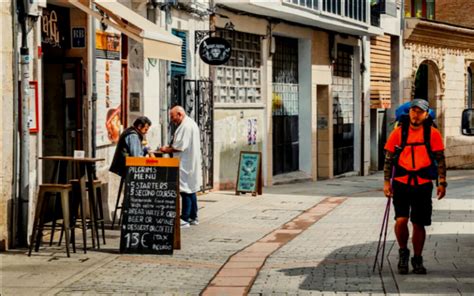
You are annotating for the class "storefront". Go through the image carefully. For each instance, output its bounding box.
[31,0,183,229]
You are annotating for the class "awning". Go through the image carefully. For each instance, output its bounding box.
[69,0,182,62]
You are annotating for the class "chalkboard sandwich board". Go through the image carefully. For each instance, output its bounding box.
[235,151,262,196]
[120,157,180,255]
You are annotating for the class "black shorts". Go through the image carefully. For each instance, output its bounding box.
[392,180,433,226]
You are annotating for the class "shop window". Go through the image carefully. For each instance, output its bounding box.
[409,0,435,20]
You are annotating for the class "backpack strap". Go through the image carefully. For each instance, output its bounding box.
[400,120,409,150]
[423,122,432,153]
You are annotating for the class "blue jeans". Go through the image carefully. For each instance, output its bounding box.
[181,192,198,222]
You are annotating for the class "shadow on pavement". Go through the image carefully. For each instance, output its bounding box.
[277,241,395,294]
[277,233,474,294]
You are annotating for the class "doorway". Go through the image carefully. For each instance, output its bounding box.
[413,60,442,132]
[332,44,355,175]
[42,59,83,182]
[272,36,299,176]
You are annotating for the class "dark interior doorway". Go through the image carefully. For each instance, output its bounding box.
[272,36,299,176]
[42,59,83,182]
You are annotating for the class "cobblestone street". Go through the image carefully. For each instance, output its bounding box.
[1,170,473,295]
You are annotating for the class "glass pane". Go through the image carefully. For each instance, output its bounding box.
[426,0,435,19]
[414,0,423,18]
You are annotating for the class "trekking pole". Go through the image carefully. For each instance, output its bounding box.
[379,197,391,271]
[372,166,395,272]
[372,197,391,272]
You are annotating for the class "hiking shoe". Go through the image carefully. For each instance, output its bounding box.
[398,248,410,274]
[189,218,199,225]
[180,219,190,228]
[411,256,427,274]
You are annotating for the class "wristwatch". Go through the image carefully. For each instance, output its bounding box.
[439,181,448,188]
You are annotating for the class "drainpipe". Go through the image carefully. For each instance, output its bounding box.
[360,36,367,176]
[11,0,19,248]
[18,0,31,246]
[91,12,97,160]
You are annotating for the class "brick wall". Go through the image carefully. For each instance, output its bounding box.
[436,0,474,28]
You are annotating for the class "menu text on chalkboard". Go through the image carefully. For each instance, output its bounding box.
[120,157,180,255]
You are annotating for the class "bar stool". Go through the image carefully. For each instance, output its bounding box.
[29,184,73,257]
[68,179,106,248]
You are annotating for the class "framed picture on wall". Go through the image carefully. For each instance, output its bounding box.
[19,81,39,133]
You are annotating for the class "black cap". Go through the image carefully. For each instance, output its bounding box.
[410,99,429,112]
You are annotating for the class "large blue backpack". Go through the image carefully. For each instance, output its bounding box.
[392,102,438,184]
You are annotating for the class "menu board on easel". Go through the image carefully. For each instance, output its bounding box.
[120,157,180,255]
[235,151,262,196]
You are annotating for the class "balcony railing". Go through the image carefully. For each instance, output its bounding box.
[284,0,370,24]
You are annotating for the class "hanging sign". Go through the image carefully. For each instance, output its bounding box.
[199,37,232,65]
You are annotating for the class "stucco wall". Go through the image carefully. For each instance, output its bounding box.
[214,109,264,189]
[0,0,13,250]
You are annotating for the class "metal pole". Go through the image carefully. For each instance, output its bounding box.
[11,0,20,248]
[18,0,30,246]
[91,13,97,159]
[163,5,171,146]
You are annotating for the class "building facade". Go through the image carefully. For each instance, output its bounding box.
[211,0,397,188]
[0,0,211,249]
[402,0,474,168]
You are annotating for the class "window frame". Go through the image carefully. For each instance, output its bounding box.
[410,0,435,19]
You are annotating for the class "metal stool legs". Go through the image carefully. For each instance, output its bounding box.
[111,177,125,230]
[29,184,73,257]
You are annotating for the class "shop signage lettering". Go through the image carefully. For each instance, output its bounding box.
[42,9,60,47]
[199,37,232,65]
[71,27,86,48]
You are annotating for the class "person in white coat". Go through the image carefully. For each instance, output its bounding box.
[160,105,202,228]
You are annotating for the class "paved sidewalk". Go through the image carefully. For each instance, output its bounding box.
[1,170,472,295]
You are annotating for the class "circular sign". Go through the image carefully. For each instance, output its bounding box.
[199,37,232,66]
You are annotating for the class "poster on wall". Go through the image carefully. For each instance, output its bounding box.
[95,27,122,146]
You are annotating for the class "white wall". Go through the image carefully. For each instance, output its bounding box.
[0,0,14,249]
[298,38,312,175]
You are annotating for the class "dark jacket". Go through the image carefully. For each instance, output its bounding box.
[109,127,143,177]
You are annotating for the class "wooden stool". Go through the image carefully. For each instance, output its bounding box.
[28,184,73,257]
[68,179,106,248]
